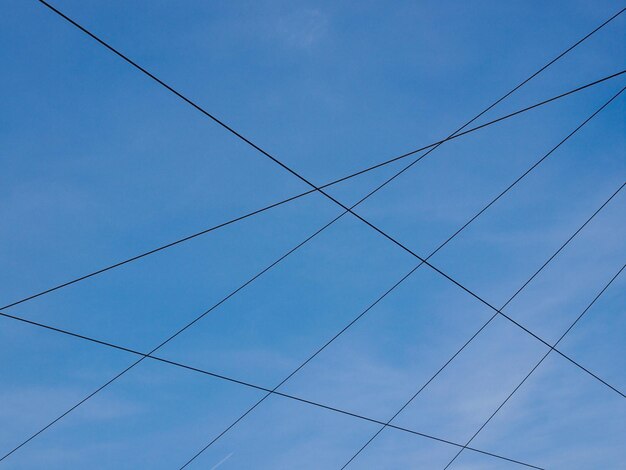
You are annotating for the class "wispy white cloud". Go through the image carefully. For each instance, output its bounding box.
[270,8,328,49]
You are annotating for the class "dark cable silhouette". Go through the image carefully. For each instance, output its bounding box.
[5,2,619,465]
[0,311,542,470]
[342,181,625,468]
[443,263,626,469]
[181,89,626,468]
[1,70,621,313]
[35,0,626,397]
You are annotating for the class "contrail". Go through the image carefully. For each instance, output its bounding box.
[210,452,234,470]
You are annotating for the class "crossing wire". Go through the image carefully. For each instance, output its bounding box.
[3,103,621,467]
[180,88,626,468]
[341,180,626,468]
[0,180,619,470]
[4,2,620,462]
[35,0,626,397]
[443,263,626,469]
[0,69,621,313]
[0,312,542,470]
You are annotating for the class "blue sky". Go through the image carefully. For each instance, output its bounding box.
[1,1,625,469]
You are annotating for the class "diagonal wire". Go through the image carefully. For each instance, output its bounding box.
[1,65,621,313]
[4,4,621,460]
[182,87,626,468]
[0,313,543,470]
[1,83,593,467]
[35,0,625,202]
[443,263,626,469]
[341,181,626,468]
[36,0,626,397]
[180,86,626,468]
